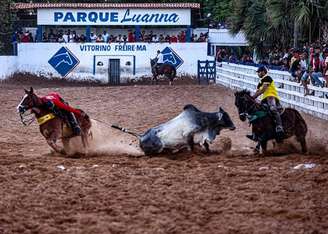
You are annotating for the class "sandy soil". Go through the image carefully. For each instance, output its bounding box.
[0,76,328,234]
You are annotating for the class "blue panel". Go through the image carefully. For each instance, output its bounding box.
[48,47,80,77]
[186,25,191,42]
[37,25,43,42]
[135,25,141,42]
[86,26,91,42]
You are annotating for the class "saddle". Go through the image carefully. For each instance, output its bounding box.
[247,105,285,124]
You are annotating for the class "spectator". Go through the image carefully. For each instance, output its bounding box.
[289,50,301,81]
[90,32,97,43]
[42,32,48,42]
[128,30,135,42]
[159,34,165,43]
[310,53,324,87]
[48,29,56,42]
[117,34,124,43]
[140,30,146,41]
[28,32,34,42]
[324,48,328,87]
[79,34,86,43]
[300,52,312,95]
[165,35,171,43]
[152,35,159,43]
[170,35,178,43]
[21,31,31,43]
[123,35,127,43]
[63,31,69,43]
[71,31,78,43]
[96,34,104,43]
[102,31,109,43]
[178,31,186,42]
[57,34,65,43]
[229,54,238,63]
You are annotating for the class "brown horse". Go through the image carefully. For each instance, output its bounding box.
[17,87,92,155]
[234,90,308,154]
[150,58,177,85]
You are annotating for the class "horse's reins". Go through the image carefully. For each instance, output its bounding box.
[19,94,39,126]
[239,94,261,118]
[20,112,35,126]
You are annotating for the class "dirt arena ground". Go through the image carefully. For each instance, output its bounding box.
[0,76,328,234]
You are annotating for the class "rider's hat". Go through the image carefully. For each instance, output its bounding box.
[256,65,267,73]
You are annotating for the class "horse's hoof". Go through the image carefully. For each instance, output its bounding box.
[253,148,260,155]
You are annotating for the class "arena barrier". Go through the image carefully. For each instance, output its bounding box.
[11,42,207,83]
[216,62,328,120]
[0,56,17,80]
[197,60,216,84]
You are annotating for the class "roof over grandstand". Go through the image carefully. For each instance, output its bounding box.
[12,2,201,10]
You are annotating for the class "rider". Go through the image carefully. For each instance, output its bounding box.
[154,50,164,72]
[247,65,284,141]
[41,92,83,136]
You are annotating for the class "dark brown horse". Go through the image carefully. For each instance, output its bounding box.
[234,90,308,154]
[17,87,92,155]
[150,58,177,85]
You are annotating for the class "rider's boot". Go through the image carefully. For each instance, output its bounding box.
[67,112,81,136]
[271,109,284,141]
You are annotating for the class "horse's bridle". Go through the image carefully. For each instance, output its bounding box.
[238,94,259,118]
[19,94,38,126]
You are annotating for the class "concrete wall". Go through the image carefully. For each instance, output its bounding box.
[17,42,208,82]
[0,56,17,80]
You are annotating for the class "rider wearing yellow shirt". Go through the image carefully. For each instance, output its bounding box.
[247,66,284,141]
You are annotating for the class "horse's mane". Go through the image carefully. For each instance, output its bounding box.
[236,89,251,96]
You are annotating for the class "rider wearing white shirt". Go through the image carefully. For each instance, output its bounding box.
[156,50,164,64]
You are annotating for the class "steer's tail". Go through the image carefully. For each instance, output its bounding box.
[111,124,141,139]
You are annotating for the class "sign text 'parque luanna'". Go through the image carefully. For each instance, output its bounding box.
[37,9,191,26]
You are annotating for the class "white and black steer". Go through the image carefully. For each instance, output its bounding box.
[112,104,236,155]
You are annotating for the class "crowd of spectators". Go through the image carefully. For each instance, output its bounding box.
[216,43,328,95]
[13,29,208,44]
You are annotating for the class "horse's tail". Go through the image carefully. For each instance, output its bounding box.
[111,124,141,139]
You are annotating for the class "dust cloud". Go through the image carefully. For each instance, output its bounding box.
[63,119,144,157]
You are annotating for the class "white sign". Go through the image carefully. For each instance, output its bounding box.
[16,43,208,82]
[37,8,191,25]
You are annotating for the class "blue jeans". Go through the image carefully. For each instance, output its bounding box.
[311,72,324,87]
[301,71,309,81]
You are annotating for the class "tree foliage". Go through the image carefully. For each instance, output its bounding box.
[229,0,328,56]
[0,0,15,55]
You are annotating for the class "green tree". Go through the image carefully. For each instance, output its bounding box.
[229,0,328,57]
[0,0,15,55]
[202,0,232,22]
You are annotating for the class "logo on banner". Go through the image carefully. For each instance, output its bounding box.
[161,47,184,69]
[48,47,80,77]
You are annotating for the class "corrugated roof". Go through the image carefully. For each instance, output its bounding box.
[12,2,200,10]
